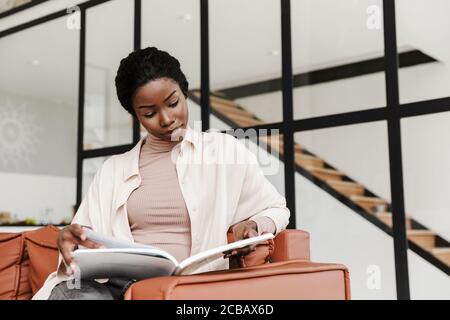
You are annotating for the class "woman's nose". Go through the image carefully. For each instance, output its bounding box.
[159,109,175,127]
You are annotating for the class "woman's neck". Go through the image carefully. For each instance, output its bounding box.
[142,132,182,153]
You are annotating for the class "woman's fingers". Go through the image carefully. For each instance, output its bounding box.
[58,224,101,275]
[69,224,86,241]
[237,245,254,255]
[68,225,103,248]
[79,238,104,249]
[243,228,258,238]
[60,240,77,270]
[225,224,259,259]
[224,243,257,259]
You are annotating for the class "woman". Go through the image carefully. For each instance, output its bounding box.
[34,47,290,300]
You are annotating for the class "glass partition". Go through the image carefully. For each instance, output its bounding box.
[83,0,134,150]
[0,16,79,225]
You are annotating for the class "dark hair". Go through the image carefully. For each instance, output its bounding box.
[115,47,189,117]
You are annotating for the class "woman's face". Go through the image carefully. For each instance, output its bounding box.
[132,77,189,141]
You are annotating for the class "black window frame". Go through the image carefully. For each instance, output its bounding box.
[0,0,48,20]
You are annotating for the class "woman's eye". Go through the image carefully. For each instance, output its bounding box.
[144,113,155,118]
[169,100,179,108]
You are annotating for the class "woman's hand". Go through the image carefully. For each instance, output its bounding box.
[224,220,259,262]
[57,224,103,275]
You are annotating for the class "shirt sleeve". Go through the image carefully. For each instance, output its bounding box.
[71,157,114,231]
[252,216,277,235]
[230,138,290,236]
[56,159,111,276]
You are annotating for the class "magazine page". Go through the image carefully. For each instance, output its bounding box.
[73,228,181,280]
[72,249,178,280]
[174,233,274,276]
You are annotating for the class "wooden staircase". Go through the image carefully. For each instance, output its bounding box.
[190,90,450,272]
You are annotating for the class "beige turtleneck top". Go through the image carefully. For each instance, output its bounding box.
[127,132,190,262]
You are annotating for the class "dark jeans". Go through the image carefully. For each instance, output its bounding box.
[48,278,136,300]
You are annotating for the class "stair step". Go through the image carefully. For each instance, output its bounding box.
[431,248,450,266]
[295,154,324,168]
[227,113,263,127]
[350,195,387,213]
[407,230,436,249]
[192,91,240,108]
[211,102,257,118]
[306,167,345,181]
[211,90,226,97]
[375,212,412,229]
[209,94,241,108]
[257,135,303,154]
[83,143,93,150]
[326,180,365,197]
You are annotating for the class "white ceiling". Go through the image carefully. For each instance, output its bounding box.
[0,14,79,105]
[0,0,449,104]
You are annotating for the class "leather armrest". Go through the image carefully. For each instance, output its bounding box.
[124,260,350,300]
[271,230,310,262]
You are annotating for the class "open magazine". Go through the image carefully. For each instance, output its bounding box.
[71,228,274,280]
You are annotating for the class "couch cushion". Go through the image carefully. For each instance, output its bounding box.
[24,226,60,295]
[272,229,310,262]
[0,233,23,299]
[16,259,32,300]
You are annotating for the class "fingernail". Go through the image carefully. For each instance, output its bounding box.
[70,262,77,272]
[80,233,86,241]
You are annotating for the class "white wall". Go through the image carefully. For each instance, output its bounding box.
[401,112,450,242]
[0,171,75,225]
[408,250,450,300]
[0,90,78,177]
[0,90,77,226]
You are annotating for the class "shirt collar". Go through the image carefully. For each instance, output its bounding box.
[122,124,199,181]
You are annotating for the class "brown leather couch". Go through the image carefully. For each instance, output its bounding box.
[0,225,350,300]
